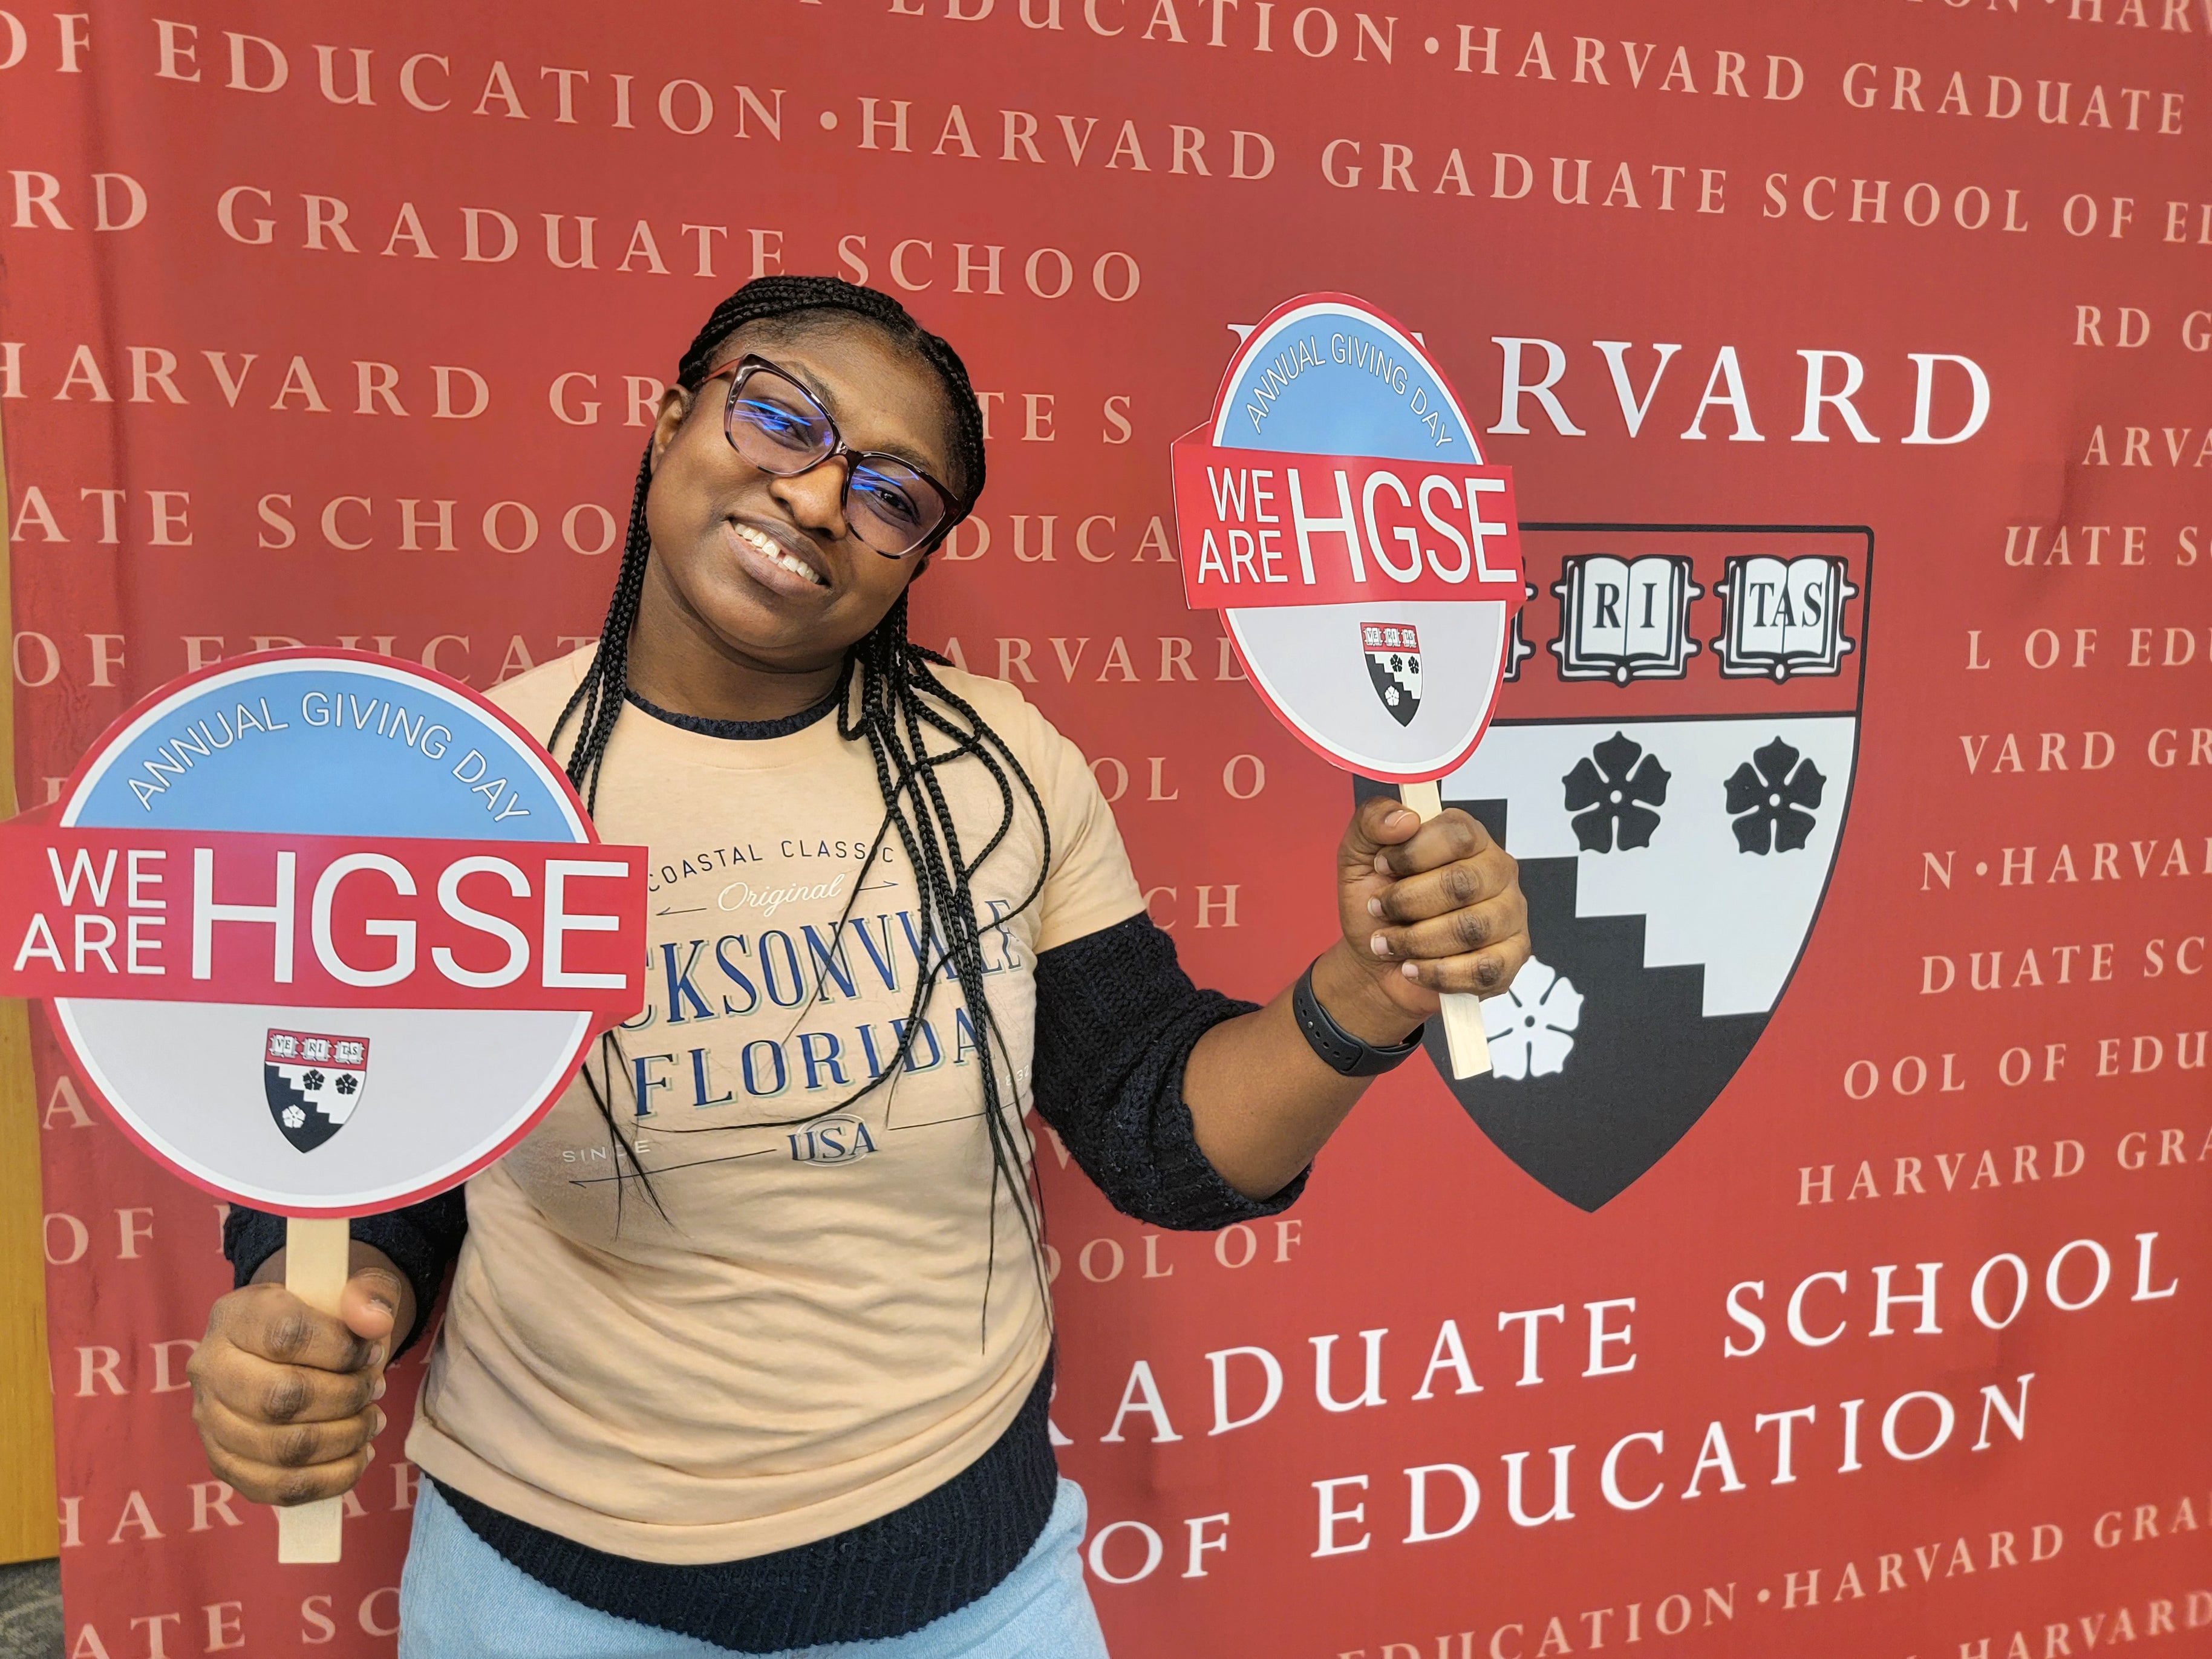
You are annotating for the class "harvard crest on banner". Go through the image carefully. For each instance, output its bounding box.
[1366,524,1871,1210]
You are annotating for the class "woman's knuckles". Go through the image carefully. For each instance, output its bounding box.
[272,1424,330,1468]
[260,1372,315,1424]
[259,1310,318,1364]
[1370,881,1453,926]
[272,1467,346,1508]
[210,1440,371,1507]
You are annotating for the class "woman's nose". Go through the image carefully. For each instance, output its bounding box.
[767,457,850,539]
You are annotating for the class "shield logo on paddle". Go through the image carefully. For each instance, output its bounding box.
[1365,523,1872,1211]
[1362,623,1423,726]
[265,1029,370,1153]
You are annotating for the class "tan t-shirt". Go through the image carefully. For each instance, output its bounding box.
[404,648,1144,1562]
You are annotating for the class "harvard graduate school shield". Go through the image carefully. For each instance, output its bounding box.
[1362,523,1873,1210]
[264,1029,370,1153]
[1362,623,1423,726]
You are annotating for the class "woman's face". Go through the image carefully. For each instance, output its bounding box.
[644,319,962,673]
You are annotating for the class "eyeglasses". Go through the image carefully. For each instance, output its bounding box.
[697,355,964,559]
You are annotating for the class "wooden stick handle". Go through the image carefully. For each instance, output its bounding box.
[1396,781,1494,1080]
[275,1216,349,1565]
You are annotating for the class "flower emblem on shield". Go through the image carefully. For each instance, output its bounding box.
[1562,732,1671,852]
[265,1030,370,1153]
[1725,737,1827,854]
[1481,957,1584,1080]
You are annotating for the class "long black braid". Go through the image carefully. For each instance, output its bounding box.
[547,276,1054,1337]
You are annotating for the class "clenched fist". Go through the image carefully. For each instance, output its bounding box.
[1333,794,1531,1024]
[187,1246,412,1507]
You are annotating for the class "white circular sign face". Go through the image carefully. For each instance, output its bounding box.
[50,653,616,1216]
[1175,293,1525,784]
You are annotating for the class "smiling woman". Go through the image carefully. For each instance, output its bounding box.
[190,275,1530,1658]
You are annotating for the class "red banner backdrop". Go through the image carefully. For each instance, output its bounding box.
[7,2,2211,1654]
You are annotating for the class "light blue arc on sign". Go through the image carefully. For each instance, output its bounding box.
[64,659,581,843]
[1210,301,1481,466]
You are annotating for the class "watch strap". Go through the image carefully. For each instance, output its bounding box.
[1292,959,1425,1078]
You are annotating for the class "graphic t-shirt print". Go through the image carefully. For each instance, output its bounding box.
[619,821,1034,1167]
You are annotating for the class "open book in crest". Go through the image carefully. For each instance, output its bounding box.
[1712,555,1858,681]
[1550,554,1701,685]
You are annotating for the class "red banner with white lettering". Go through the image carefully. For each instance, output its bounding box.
[5,3,2211,1656]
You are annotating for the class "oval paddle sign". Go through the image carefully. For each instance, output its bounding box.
[1172,293,1526,784]
[4,651,648,1216]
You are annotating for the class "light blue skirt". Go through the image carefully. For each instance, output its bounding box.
[397,1476,1111,1659]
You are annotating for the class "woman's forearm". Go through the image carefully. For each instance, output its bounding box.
[1180,940,1423,1199]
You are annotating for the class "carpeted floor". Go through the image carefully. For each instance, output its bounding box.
[0,1561,59,1659]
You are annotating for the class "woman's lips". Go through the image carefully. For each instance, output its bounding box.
[725,520,830,595]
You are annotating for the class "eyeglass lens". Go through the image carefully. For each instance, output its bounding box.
[726,368,945,556]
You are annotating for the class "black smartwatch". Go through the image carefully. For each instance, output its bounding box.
[1291,958,1426,1077]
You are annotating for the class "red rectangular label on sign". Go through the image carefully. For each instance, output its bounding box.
[0,824,648,1024]
[1173,430,1525,611]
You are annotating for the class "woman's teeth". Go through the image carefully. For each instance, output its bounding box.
[734,523,826,587]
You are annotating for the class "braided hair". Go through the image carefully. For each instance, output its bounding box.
[549,276,1051,1338]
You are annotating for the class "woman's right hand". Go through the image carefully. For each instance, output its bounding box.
[186,1247,414,1506]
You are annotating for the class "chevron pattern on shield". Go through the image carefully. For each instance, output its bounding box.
[1363,523,1871,1211]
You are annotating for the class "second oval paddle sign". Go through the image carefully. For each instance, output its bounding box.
[1172,292,1526,784]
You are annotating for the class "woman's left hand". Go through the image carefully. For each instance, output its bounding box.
[1182,794,1534,1195]
[1326,794,1532,1026]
